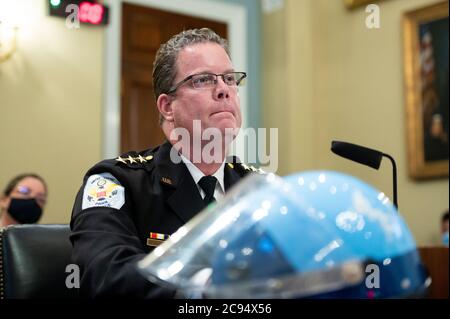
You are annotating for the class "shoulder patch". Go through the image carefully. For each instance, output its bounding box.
[82,173,125,210]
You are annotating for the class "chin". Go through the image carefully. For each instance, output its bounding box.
[215,120,239,132]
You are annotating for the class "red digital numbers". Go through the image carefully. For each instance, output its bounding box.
[79,2,104,25]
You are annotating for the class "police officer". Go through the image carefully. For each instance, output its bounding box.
[70,28,254,298]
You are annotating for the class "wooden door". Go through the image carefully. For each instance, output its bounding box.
[121,3,227,153]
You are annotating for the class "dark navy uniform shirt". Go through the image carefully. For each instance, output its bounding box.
[70,141,254,298]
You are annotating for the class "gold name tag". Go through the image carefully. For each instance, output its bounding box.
[147,238,165,247]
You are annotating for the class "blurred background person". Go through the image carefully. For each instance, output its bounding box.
[441,210,449,246]
[0,173,48,228]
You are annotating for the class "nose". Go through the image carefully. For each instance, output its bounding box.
[213,76,230,100]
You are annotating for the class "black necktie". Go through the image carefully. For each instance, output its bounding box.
[198,176,217,205]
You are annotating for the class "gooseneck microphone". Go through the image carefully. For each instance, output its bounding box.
[331,140,398,209]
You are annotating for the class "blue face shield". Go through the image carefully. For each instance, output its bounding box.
[137,171,430,298]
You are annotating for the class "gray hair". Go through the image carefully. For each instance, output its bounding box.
[152,28,229,124]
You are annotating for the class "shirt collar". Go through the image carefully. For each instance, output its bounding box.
[180,154,225,193]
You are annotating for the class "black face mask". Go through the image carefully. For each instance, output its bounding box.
[7,198,43,224]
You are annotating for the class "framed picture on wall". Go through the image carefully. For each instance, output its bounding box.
[403,1,449,180]
[344,0,383,10]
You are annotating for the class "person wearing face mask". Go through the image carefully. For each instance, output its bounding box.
[0,173,48,228]
[441,210,449,246]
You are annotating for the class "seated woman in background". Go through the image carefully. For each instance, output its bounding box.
[0,173,48,228]
[442,210,449,246]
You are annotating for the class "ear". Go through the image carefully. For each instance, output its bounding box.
[157,94,174,122]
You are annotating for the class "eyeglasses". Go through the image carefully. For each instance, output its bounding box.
[167,71,247,94]
[15,185,47,206]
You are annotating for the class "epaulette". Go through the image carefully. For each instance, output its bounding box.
[114,152,154,169]
[226,156,265,176]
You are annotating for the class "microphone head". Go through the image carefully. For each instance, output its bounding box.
[331,141,383,170]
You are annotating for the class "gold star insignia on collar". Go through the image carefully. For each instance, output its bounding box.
[116,154,154,165]
[239,162,265,174]
[116,156,127,164]
[227,163,234,169]
[137,155,147,163]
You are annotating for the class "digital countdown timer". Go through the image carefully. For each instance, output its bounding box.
[48,0,109,26]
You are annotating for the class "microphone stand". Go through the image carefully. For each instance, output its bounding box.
[331,140,398,210]
[381,152,398,209]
